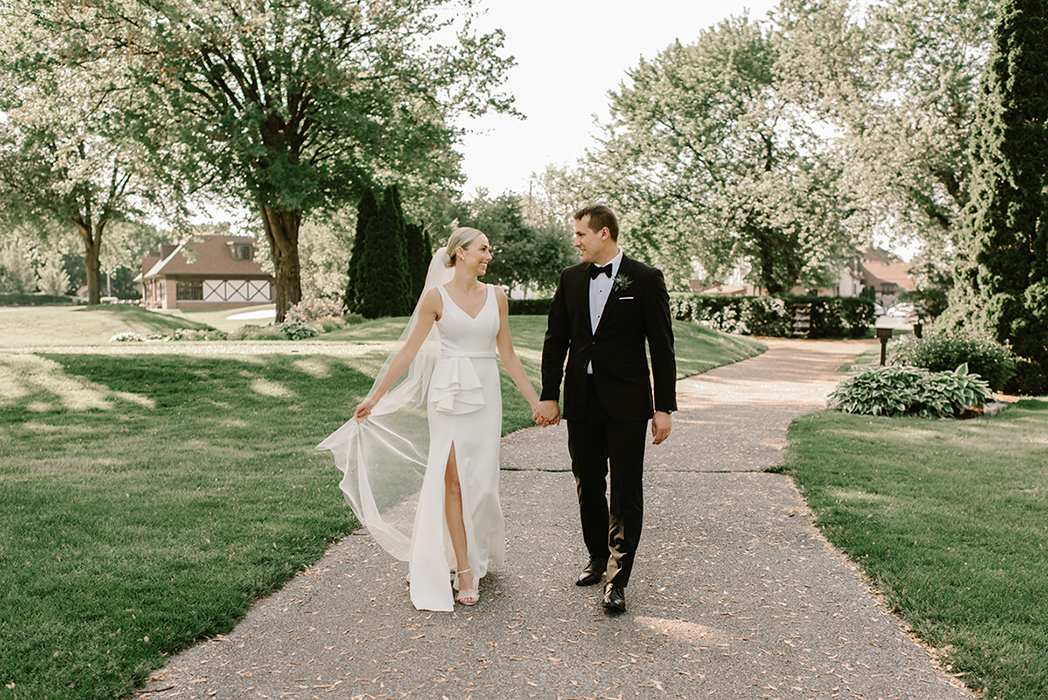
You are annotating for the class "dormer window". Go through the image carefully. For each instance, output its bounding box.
[231,244,253,261]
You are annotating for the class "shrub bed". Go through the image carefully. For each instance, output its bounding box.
[827,363,991,418]
[0,292,79,306]
[889,329,1016,392]
[508,298,552,315]
[670,293,874,338]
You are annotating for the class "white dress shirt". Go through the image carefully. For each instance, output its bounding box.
[588,249,623,373]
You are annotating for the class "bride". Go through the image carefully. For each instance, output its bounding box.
[318,227,542,611]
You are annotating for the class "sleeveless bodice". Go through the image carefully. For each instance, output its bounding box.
[435,284,499,357]
[429,285,500,415]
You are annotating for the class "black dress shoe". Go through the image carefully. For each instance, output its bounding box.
[576,557,607,587]
[602,583,626,612]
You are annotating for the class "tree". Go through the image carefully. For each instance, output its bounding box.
[0,240,36,293]
[0,9,163,305]
[943,0,1048,376]
[453,191,573,294]
[405,221,431,301]
[358,187,413,318]
[773,0,997,257]
[37,254,71,299]
[587,14,860,293]
[20,0,516,321]
[344,189,379,314]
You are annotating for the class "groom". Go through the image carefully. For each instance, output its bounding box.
[537,204,676,613]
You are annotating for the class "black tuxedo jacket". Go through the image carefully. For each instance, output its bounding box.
[541,255,677,422]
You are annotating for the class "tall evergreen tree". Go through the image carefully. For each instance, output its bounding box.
[358,187,413,318]
[945,0,1048,379]
[344,189,379,314]
[405,222,429,302]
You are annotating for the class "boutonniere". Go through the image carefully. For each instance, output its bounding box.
[612,274,632,293]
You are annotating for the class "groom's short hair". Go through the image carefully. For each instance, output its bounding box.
[574,204,619,241]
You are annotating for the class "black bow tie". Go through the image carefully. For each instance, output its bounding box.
[589,263,612,279]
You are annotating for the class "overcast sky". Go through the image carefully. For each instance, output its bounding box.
[456,0,781,197]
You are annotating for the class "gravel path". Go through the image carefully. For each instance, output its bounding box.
[139,338,974,700]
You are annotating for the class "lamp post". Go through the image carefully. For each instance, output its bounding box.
[876,327,893,366]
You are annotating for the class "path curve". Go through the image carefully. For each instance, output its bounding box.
[141,338,974,700]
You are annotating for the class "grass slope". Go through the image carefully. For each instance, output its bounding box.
[782,401,1048,699]
[0,316,762,698]
[0,306,215,348]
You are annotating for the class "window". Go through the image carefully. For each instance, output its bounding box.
[176,280,204,300]
[232,244,253,261]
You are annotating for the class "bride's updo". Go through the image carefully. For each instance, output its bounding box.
[444,227,485,268]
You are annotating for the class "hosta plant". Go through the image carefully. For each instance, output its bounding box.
[281,321,319,340]
[828,364,991,418]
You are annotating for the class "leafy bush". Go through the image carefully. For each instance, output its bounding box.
[110,332,145,342]
[1004,359,1048,396]
[226,324,287,341]
[669,294,873,338]
[828,364,991,418]
[281,321,319,340]
[802,296,876,339]
[285,297,343,323]
[0,292,78,306]
[508,298,552,315]
[139,328,228,342]
[889,329,1016,391]
[311,317,346,333]
[670,294,794,336]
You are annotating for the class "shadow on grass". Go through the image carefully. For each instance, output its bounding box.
[0,353,374,698]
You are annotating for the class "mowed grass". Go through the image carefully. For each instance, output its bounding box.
[0,314,762,699]
[782,401,1048,699]
[0,306,215,347]
[0,353,369,698]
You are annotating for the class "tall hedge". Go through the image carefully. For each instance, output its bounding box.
[669,294,874,338]
[357,187,413,318]
[945,0,1048,385]
[405,222,429,302]
[343,189,379,314]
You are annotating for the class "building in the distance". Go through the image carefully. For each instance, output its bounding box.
[137,235,273,310]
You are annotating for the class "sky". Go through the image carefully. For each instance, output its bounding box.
[456,0,781,197]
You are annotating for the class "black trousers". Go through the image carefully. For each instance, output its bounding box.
[566,375,647,588]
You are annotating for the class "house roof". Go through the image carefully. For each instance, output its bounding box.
[859,259,915,291]
[140,235,270,280]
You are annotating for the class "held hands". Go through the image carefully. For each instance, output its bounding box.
[534,400,561,427]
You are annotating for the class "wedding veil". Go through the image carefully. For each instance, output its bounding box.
[316,248,455,561]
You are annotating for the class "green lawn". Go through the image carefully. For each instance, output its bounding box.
[0,306,215,347]
[782,401,1048,700]
[177,304,276,333]
[0,313,762,699]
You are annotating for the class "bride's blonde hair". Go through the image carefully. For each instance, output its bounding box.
[444,227,485,268]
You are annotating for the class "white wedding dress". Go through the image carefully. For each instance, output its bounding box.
[316,273,505,612]
[409,284,504,610]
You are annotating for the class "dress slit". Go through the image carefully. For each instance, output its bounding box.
[406,285,505,611]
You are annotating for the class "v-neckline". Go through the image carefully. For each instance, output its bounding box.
[443,284,488,321]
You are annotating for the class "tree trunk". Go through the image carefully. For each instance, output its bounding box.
[76,218,104,306]
[261,204,303,322]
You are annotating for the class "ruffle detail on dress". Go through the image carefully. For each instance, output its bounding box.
[430,356,487,415]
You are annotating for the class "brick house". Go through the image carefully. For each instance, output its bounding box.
[843,247,916,309]
[137,235,273,310]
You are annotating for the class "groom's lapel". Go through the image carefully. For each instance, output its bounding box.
[575,265,594,338]
[594,256,633,334]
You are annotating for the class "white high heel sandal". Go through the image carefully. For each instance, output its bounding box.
[455,568,479,606]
